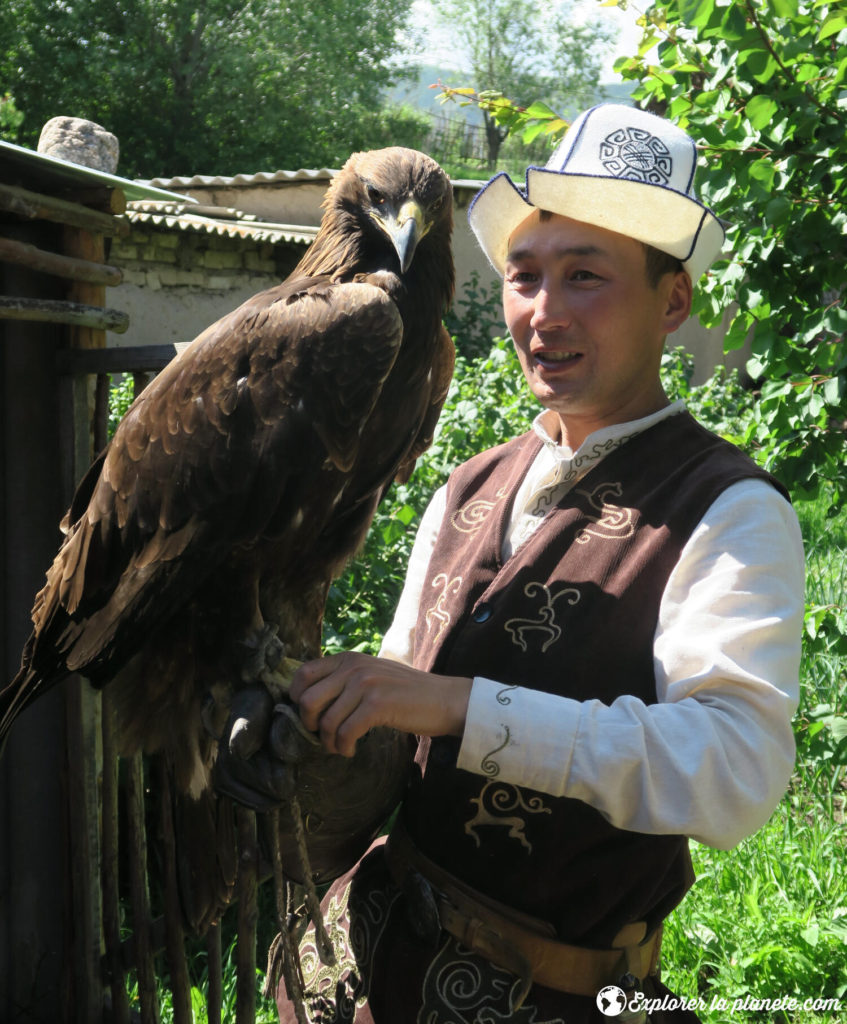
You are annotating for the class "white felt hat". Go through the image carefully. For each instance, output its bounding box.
[468,103,725,281]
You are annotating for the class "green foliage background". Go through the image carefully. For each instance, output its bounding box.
[429,0,616,168]
[0,0,429,176]
[615,0,846,514]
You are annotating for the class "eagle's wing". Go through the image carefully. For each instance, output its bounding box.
[394,324,455,484]
[3,279,404,729]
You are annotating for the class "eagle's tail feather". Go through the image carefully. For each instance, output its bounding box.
[0,661,43,750]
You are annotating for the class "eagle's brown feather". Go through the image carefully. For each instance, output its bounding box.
[2,147,455,802]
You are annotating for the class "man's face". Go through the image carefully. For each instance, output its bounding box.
[502,211,691,449]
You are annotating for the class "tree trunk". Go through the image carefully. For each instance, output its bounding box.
[483,110,506,170]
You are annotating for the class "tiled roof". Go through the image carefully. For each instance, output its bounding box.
[139,168,486,192]
[124,199,318,245]
[139,168,337,189]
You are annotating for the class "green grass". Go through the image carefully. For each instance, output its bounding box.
[659,496,847,1022]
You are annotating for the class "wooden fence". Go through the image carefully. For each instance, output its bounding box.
[0,156,280,1021]
[66,353,279,1024]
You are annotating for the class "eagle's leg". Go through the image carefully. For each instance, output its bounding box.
[227,577,305,759]
[265,807,310,1024]
[264,799,335,1023]
[289,792,336,966]
[239,621,290,694]
[235,574,298,696]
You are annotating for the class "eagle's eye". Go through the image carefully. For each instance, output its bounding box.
[367,185,385,206]
[430,195,444,213]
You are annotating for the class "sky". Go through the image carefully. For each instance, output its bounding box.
[407,0,647,83]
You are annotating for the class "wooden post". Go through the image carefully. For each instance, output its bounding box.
[58,222,108,1023]
[207,923,223,1024]
[236,809,259,1024]
[157,759,193,1024]
[101,692,131,1024]
[126,754,160,1024]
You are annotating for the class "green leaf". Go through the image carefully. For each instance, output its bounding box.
[724,311,754,352]
[819,13,847,40]
[681,0,715,27]
[740,48,778,83]
[522,121,550,144]
[765,195,792,225]
[748,158,775,190]
[745,95,779,129]
[772,0,799,16]
[523,101,556,120]
[639,32,661,57]
[823,376,845,404]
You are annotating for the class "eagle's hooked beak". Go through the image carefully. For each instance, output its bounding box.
[383,199,427,274]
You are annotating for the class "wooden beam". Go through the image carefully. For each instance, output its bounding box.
[0,182,128,236]
[56,344,176,375]
[0,236,122,285]
[59,186,128,216]
[0,296,129,332]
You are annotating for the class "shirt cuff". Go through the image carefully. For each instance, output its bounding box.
[457,676,580,791]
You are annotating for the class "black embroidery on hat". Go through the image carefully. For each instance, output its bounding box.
[600,126,673,184]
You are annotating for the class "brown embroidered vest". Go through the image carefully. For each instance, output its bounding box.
[403,412,787,946]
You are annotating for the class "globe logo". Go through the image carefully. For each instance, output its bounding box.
[596,985,628,1016]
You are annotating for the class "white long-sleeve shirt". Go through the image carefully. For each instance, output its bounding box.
[381,403,805,850]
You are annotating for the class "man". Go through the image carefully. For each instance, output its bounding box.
[276,104,804,1023]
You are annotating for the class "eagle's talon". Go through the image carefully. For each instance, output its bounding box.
[270,704,321,764]
[227,685,274,759]
[239,623,285,683]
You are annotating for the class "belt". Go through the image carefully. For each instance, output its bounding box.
[384,820,662,1008]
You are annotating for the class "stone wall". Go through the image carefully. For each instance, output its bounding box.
[109,225,305,348]
[112,226,301,293]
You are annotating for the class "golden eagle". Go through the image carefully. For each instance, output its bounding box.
[0,147,454,808]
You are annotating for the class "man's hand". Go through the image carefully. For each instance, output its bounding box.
[290,653,472,757]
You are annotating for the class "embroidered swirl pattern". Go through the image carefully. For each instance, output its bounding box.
[451,487,507,534]
[480,725,511,778]
[465,779,551,852]
[573,480,635,544]
[418,936,566,1023]
[425,573,464,642]
[297,883,399,1022]
[600,126,673,184]
[504,582,581,654]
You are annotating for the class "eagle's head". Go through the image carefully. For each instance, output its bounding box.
[325,146,453,275]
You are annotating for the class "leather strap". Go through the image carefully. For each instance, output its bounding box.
[385,820,662,1006]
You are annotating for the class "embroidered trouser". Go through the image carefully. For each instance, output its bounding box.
[275,839,701,1024]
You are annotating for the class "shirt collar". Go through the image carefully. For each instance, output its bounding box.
[532,401,687,463]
